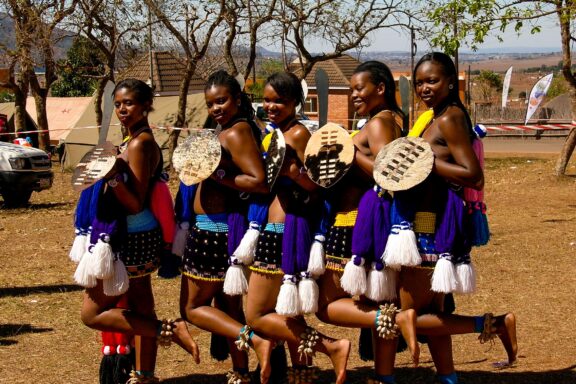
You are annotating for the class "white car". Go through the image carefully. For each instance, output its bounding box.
[0,141,53,206]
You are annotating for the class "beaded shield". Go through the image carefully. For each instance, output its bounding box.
[72,141,117,191]
[173,129,221,186]
[304,123,354,188]
[265,129,286,189]
[373,137,434,191]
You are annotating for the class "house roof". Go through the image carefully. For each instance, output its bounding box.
[118,51,205,95]
[292,54,362,88]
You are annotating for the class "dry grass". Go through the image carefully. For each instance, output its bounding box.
[1,153,576,383]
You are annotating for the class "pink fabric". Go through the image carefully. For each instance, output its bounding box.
[150,181,176,244]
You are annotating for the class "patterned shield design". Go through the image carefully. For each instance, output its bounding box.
[264,128,286,189]
[173,129,221,186]
[373,137,434,191]
[304,123,354,188]
[72,141,117,191]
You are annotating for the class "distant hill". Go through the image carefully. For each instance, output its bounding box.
[0,13,75,62]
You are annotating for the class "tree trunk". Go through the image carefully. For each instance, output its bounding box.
[167,61,194,169]
[33,92,51,151]
[13,87,28,136]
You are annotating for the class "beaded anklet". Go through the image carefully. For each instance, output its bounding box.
[375,303,400,339]
[297,327,319,361]
[157,318,174,348]
[235,324,254,351]
[226,369,251,384]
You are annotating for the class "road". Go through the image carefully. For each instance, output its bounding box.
[484,136,565,155]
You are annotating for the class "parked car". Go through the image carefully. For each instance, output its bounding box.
[0,141,53,206]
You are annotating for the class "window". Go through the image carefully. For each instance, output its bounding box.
[303,97,318,113]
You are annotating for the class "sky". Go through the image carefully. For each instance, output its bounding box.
[361,16,562,53]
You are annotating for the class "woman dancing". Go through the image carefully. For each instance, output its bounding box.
[393,52,517,384]
[314,61,419,384]
[179,70,273,384]
[245,72,351,384]
[79,79,199,384]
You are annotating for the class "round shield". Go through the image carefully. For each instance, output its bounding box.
[304,123,354,188]
[373,137,434,191]
[173,129,221,186]
[264,129,286,189]
[72,141,117,191]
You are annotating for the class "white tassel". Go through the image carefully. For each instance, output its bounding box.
[340,255,367,296]
[223,257,248,296]
[90,233,115,279]
[307,234,326,277]
[298,272,319,315]
[69,230,87,263]
[233,222,260,265]
[74,249,97,288]
[431,254,458,293]
[365,263,397,302]
[172,221,189,257]
[103,259,129,296]
[275,275,299,317]
[455,262,476,294]
[383,222,421,270]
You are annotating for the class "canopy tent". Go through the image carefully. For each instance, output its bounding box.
[25,97,93,144]
[62,93,209,169]
[0,102,39,144]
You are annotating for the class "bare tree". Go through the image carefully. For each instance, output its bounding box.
[426,0,575,175]
[0,0,78,151]
[72,0,147,130]
[143,0,225,164]
[278,0,413,78]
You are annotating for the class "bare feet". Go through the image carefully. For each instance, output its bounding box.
[171,319,201,364]
[495,313,517,366]
[252,335,274,384]
[324,338,351,384]
[396,309,420,367]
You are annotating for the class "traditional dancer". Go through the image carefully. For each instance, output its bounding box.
[244,72,351,384]
[389,52,517,384]
[312,61,419,384]
[76,79,199,384]
[179,70,274,384]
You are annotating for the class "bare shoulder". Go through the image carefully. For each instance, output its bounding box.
[220,120,253,144]
[435,106,470,138]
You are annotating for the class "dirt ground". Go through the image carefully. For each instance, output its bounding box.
[1,151,576,384]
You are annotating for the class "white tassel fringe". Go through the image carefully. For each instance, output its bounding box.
[298,273,319,315]
[455,262,476,294]
[103,259,129,296]
[223,259,248,296]
[365,264,397,302]
[383,225,421,270]
[233,223,260,265]
[307,234,326,277]
[340,255,367,296]
[275,275,299,317]
[74,250,97,288]
[172,221,189,257]
[69,232,87,263]
[431,256,458,293]
[90,235,115,279]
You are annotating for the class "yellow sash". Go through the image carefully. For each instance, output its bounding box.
[407,110,434,138]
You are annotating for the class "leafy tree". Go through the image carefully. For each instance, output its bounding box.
[51,36,104,97]
[547,73,570,99]
[425,0,575,175]
[474,70,503,101]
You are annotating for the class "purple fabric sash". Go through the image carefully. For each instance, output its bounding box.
[434,188,466,254]
[227,211,247,256]
[281,213,312,275]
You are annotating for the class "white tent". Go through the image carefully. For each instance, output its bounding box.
[62,93,209,168]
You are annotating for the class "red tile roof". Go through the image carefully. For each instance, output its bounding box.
[292,54,362,88]
[118,51,205,94]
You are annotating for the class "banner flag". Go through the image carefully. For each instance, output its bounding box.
[525,73,553,124]
[501,66,513,109]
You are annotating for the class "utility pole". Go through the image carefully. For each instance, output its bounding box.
[148,5,154,90]
[410,25,416,127]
